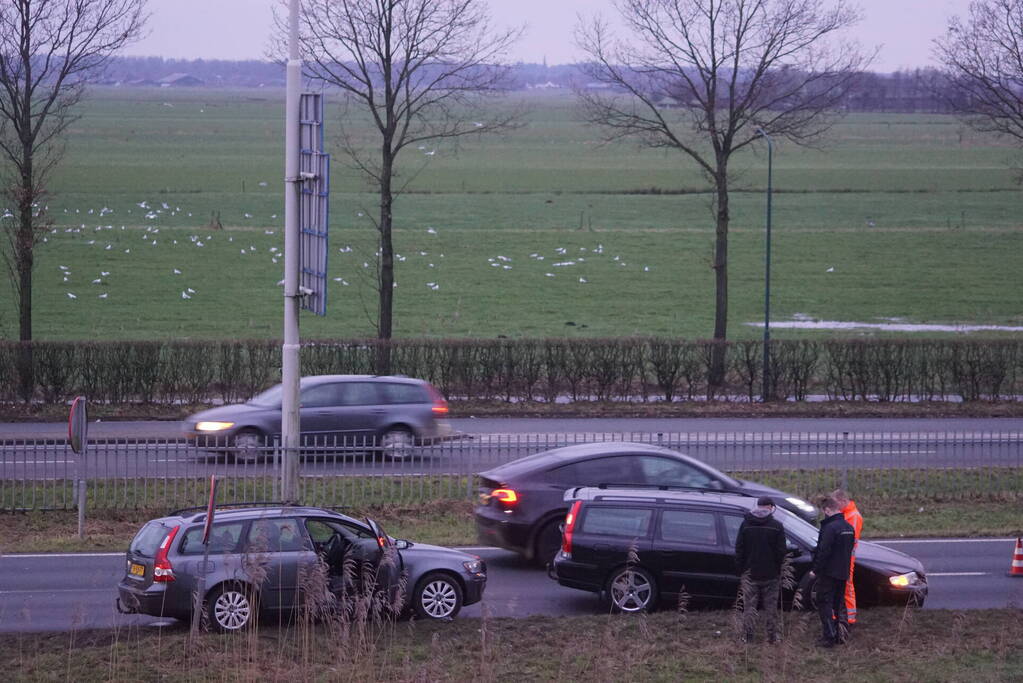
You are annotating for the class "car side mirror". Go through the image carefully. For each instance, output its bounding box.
[707,480,724,491]
[394,539,412,550]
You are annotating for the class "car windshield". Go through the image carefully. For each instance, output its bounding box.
[248,384,283,407]
[776,507,819,548]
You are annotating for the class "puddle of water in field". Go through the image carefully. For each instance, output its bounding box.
[745,320,1023,333]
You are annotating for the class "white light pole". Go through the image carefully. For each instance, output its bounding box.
[755,127,773,402]
[281,0,301,501]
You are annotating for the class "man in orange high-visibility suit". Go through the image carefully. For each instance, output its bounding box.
[831,489,863,625]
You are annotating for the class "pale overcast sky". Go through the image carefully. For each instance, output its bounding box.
[129,0,968,73]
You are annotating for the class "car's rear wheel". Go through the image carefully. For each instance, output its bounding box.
[533,519,563,568]
[607,567,657,613]
[795,574,818,611]
[380,427,415,461]
[207,584,256,632]
[232,429,264,464]
[413,572,463,620]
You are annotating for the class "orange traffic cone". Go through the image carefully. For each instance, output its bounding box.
[1009,538,1023,578]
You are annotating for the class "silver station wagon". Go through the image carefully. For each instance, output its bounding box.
[182,374,452,461]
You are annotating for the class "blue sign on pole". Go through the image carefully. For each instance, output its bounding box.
[298,93,330,316]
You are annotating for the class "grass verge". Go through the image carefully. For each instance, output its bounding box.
[1,608,1021,681]
[2,496,1019,555]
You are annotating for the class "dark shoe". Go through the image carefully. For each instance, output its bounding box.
[816,638,835,648]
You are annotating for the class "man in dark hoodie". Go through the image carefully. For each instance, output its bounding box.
[735,496,787,643]
[809,495,856,647]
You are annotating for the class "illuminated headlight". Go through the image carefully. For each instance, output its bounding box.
[463,559,485,575]
[195,421,234,432]
[785,497,817,514]
[889,571,919,588]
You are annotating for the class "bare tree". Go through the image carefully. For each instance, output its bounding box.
[935,0,1023,142]
[576,0,869,387]
[293,0,521,373]
[0,0,145,398]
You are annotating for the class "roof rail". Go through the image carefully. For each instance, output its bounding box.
[169,501,300,517]
[595,483,717,493]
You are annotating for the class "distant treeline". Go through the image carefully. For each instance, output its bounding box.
[103,57,962,114]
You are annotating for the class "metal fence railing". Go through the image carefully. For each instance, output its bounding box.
[1,431,1021,512]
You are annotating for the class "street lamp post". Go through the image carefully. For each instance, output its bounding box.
[756,128,773,402]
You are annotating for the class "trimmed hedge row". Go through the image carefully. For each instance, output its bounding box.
[0,337,1020,405]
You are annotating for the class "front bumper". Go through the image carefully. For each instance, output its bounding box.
[462,574,487,606]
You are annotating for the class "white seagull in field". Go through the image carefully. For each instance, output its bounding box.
[181,291,191,299]
[67,292,77,299]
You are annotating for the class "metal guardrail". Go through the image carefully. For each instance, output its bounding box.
[1,431,1021,512]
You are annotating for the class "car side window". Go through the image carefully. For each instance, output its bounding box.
[301,383,341,408]
[179,521,245,555]
[551,457,642,486]
[579,506,652,537]
[722,514,744,547]
[337,382,381,406]
[659,510,719,545]
[637,456,714,488]
[247,518,308,552]
[379,382,427,404]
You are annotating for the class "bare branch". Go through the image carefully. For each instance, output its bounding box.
[574,0,868,378]
[0,0,145,346]
[935,0,1023,142]
[283,0,522,355]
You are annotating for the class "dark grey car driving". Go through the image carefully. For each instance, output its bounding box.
[182,375,452,461]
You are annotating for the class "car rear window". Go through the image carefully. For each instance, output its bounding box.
[660,510,719,545]
[580,506,652,537]
[379,382,428,404]
[179,521,246,555]
[130,521,174,557]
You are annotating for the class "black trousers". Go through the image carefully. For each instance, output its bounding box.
[816,576,848,642]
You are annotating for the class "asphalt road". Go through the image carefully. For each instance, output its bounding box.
[3,418,1021,479]
[5,417,1023,441]
[1,539,1020,633]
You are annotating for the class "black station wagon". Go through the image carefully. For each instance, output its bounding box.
[551,486,927,613]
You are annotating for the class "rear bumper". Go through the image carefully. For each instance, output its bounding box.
[474,511,532,557]
[551,555,602,594]
[117,581,187,620]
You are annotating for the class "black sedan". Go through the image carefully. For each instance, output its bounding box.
[475,442,819,566]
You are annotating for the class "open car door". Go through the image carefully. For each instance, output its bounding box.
[366,517,404,612]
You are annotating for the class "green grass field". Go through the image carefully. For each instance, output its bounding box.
[3,88,1022,341]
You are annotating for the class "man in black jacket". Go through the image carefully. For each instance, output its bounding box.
[735,496,787,643]
[809,495,856,647]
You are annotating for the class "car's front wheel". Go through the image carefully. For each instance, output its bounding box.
[206,584,256,632]
[232,429,265,464]
[380,427,415,461]
[413,572,463,620]
[607,567,658,613]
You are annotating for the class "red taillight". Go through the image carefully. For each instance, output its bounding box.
[492,488,518,505]
[153,525,180,582]
[561,501,582,555]
[428,384,449,415]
